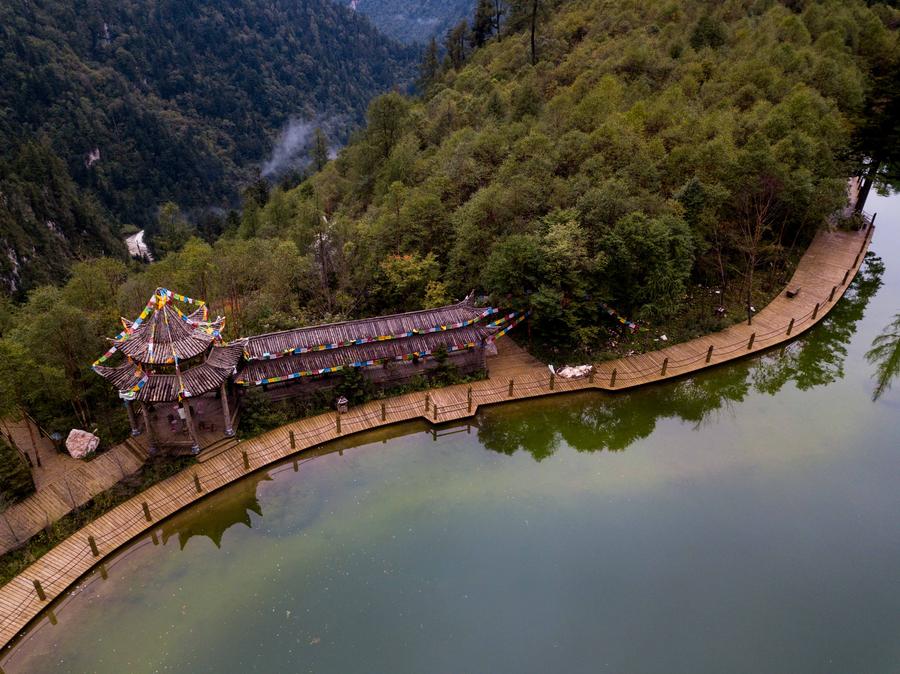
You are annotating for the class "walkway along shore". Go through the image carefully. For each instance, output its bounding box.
[0,220,876,650]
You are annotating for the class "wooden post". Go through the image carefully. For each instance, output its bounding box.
[289,430,295,449]
[706,345,714,363]
[508,379,514,397]
[549,373,555,390]
[467,386,473,413]
[747,332,756,350]
[870,212,877,228]
[193,473,202,493]
[142,403,159,455]
[588,369,594,384]
[424,393,430,413]
[220,382,234,437]
[433,404,438,421]
[661,358,668,376]
[181,401,201,455]
[335,414,341,435]
[142,501,152,522]
[610,369,617,387]
[842,269,850,286]
[812,302,820,320]
[786,318,795,336]
[125,401,141,437]
[853,252,860,268]
[381,403,386,421]
[88,535,99,557]
[33,579,46,601]
[829,285,837,302]
[242,450,250,470]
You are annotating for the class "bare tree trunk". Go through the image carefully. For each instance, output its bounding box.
[530,0,538,65]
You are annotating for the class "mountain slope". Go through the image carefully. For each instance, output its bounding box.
[0,0,416,293]
[344,0,476,43]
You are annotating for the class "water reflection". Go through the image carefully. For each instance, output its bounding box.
[867,312,900,401]
[160,471,272,549]
[478,255,884,461]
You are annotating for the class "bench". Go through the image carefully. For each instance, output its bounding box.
[786,287,801,299]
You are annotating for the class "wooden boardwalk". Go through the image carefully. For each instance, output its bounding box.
[0,421,148,555]
[0,222,875,651]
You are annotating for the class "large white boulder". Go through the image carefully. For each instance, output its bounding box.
[66,429,100,459]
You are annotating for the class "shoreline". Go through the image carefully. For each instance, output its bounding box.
[0,220,875,652]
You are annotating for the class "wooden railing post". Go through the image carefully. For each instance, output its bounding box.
[786,318,795,336]
[433,405,438,421]
[381,403,386,421]
[610,368,617,387]
[508,379,514,397]
[193,474,202,493]
[842,269,850,286]
[829,285,837,302]
[549,373,555,390]
[424,393,430,413]
[142,501,152,522]
[588,369,594,384]
[706,345,714,363]
[661,358,668,376]
[467,386,473,413]
[242,450,250,470]
[88,535,99,557]
[747,332,756,350]
[335,414,341,435]
[289,430,296,449]
[33,579,46,601]
[812,302,820,320]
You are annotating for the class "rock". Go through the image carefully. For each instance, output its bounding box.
[66,429,100,459]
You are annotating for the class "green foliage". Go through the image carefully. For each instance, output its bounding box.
[0,0,416,291]
[237,388,290,438]
[0,436,35,508]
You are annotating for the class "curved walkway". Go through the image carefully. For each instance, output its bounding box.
[0,222,875,650]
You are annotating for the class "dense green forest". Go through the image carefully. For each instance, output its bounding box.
[343,0,476,43]
[0,0,897,444]
[0,0,416,292]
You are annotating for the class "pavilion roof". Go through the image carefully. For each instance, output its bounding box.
[94,341,245,402]
[97,289,225,366]
[242,298,491,361]
[235,327,488,386]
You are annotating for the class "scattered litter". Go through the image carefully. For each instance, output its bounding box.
[660,334,668,341]
[557,364,593,379]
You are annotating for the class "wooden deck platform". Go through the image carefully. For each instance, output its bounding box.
[0,222,875,652]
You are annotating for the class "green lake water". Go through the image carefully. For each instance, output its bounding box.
[3,191,900,673]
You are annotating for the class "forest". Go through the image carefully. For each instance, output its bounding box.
[0,0,898,446]
[0,0,416,292]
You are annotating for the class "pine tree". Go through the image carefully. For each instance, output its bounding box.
[418,37,440,91]
[472,0,495,48]
[311,127,329,172]
[444,21,469,71]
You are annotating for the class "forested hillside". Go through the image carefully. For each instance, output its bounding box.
[1,0,897,440]
[0,0,416,293]
[344,0,476,43]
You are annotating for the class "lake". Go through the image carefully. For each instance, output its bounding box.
[3,190,899,673]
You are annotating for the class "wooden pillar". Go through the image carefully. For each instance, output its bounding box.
[289,430,296,449]
[610,368,617,387]
[829,285,837,302]
[786,318,794,336]
[661,358,668,376]
[842,269,850,286]
[181,400,201,455]
[747,332,756,350]
[141,402,159,455]
[33,579,46,601]
[812,302,820,320]
[508,379,514,397]
[125,401,141,437]
[706,345,714,363]
[467,386,472,413]
[220,382,234,437]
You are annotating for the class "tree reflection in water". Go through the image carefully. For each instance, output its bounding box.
[867,312,900,401]
[478,253,884,461]
[156,254,885,540]
[160,471,272,549]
